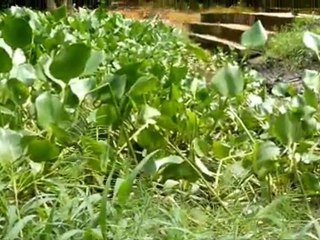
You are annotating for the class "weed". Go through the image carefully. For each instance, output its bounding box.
[1,6,320,240]
[265,17,320,69]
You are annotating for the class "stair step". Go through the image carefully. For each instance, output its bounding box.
[187,22,275,43]
[189,33,246,52]
[200,12,294,30]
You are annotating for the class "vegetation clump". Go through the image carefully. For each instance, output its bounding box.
[1,6,320,240]
[265,17,320,69]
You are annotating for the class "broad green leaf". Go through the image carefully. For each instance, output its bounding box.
[301,172,320,193]
[247,94,263,107]
[241,20,268,48]
[303,88,318,108]
[9,5,28,17]
[271,112,303,145]
[301,153,320,164]
[95,104,118,126]
[303,69,320,93]
[190,78,199,98]
[12,48,26,65]
[117,150,159,204]
[2,16,33,49]
[6,78,29,104]
[51,5,67,21]
[35,92,70,130]
[29,160,43,175]
[254,141,280,165]
[161,161,199,182]
[169,66,188,84]
[96,75,127,102]
[271,82,289,97]
[0,128,23,164]
[10,63,37,86]
[0,38,13,55]
[116,62,141,89]
[27,8,43,31]
[185,110,198,136]
[303,31,320,55]
[137,127,166,151]
[163,180,180,189]
[290,95,304,109]
[0,106,15,116]
[83,50,105,75]
[139,104,161,124]
[170,84,182,101]
[151,63,166,79]
[212,141,230,159]
[108,75,127,99]
[195,157,214,177]
[211,64,244,97]
[154,155,184,172]
[63,85,79,108]
[49,43,91,82]
[69,78,95,102]
[49,124,74,146]
[44,29,66,51]
[0,47,12,73]
[128,75,159,96]
[192,138,209,157]
[42,54,66,88]
[27,139,59,162]
[161,100,184,117]
[157,115,179,131]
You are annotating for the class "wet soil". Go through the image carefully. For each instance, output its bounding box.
[247,56,320,88]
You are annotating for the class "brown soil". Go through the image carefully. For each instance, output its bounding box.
[113,6,253,30]
[114,7,199,31]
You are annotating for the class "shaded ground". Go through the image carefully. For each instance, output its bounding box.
[248,57,305,87]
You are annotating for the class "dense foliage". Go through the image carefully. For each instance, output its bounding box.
[265,17,320,69]
[1,6,320,239]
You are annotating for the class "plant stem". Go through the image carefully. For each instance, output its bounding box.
[108,85,138,164]
[166,139,232,215]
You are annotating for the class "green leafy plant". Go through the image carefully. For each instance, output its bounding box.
[1,6,320,239]
[265,17,320,69]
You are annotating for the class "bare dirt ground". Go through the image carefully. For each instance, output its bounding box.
[114,7,199,31]
[114,6,252,30]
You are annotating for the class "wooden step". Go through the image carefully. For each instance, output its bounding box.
[187,23,249,43]
[187,22,275,44]
[200,12,295,30]
[189,33,246,52]
[189,33,262,58]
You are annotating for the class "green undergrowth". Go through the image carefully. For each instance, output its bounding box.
[2,6,320,240]
[265,17,320,69]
